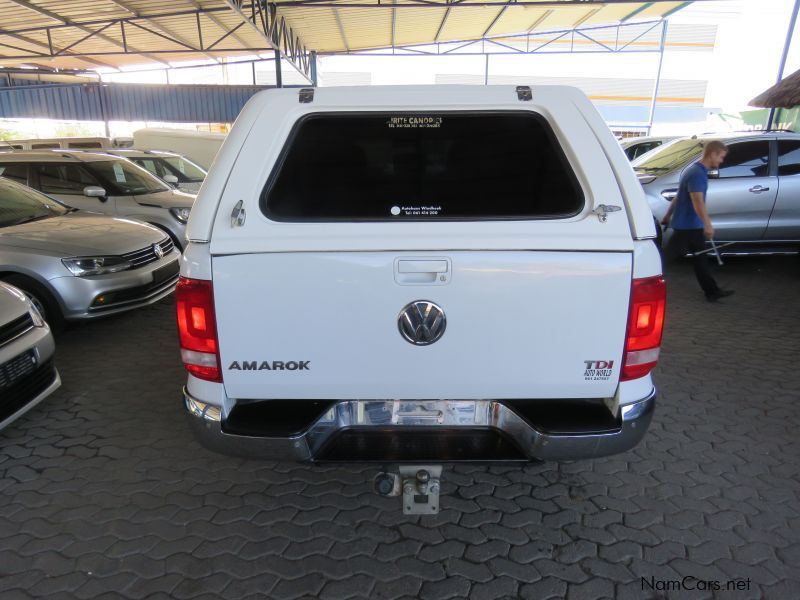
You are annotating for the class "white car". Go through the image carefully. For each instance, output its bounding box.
[0,282,60,432]
[0,151,194,249]
[177,86,665,474]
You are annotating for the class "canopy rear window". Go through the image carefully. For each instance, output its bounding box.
[261,112,584,221]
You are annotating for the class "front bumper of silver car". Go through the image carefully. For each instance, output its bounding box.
[183,389,656,462]
[49,252,180,320]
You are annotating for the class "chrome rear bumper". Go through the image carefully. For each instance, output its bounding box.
[184,389,655,462]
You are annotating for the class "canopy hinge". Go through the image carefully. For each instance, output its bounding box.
[231,200,246,227]
[516,86,532,101]
[299,88,315,103]
[592,204,622,222]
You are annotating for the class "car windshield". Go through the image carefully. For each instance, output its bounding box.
[632,138,703,174]
[159,156,206,182]
[0,177,69,227]
[84,160,170,195]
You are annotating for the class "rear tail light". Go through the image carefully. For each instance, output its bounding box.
[176,277,222,383]
[621,276,666,381]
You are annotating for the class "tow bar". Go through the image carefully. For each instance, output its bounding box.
[374,466,442,514]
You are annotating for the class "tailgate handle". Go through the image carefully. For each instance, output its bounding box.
[398,260,448,274]
[395,258,451,285]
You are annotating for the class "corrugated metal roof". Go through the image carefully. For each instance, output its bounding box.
[0,81,268,121]
[0,0,695,71]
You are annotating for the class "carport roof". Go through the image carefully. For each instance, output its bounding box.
[0,1,694,76]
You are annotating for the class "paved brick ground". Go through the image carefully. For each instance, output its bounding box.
[1,256,799,599]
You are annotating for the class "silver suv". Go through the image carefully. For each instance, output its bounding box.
[0,151,194,249]
[634,131,800,253]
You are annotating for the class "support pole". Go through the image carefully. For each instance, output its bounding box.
[646,20,667,135]
[767,0,800,130]
[310,51,318,86]
[484,54,489,85]
[252,60,257,85]
[98,84,111,138]
[274,49,283,88]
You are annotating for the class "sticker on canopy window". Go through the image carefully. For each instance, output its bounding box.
[390,205,442,216]
[112,162,126,183]
[386,116,443,129]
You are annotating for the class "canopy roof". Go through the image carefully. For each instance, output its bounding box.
[751,68,800,109]
[0,0,693,77]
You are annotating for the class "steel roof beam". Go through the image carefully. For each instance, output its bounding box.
[391,0,397,48]
[182,0,253,48]
[0,29,117,70]
[6,0,169,66]
[221,1,312,81]
[333,7,351,52]
[527,10,552,32]
[105,0,221,62]
[434,7,452,42]
[270,0,705,6]
[482,6,509,38]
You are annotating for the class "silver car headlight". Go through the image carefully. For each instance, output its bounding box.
[170,207,191,223]
[61,256,133,277]
[28,302,45,327]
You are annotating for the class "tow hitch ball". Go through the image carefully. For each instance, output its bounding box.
[373,466,442,515]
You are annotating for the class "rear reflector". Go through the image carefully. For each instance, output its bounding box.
[176,277,222,382]
[622,276,666,381]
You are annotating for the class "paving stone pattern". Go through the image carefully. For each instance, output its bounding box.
[0,257,799,599]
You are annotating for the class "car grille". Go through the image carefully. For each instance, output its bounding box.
[0,313,34,348]
[0,350,38,388]
[0,356,56,423]
[121,237,175,269]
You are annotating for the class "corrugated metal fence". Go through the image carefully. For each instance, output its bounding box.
[0,82,273,122]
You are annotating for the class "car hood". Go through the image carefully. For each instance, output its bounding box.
[0,282,30,322]
[133,189,195,209]
[0,213,167,256]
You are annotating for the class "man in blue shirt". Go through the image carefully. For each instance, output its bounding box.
[662,140,734,302]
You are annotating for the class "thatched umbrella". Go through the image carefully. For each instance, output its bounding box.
[750,68,800,108]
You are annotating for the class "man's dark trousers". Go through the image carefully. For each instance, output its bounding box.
[666,228,720,297]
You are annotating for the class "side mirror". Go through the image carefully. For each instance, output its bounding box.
[163,174,179,186]
[707,169,720,179]
[83,185,107,199]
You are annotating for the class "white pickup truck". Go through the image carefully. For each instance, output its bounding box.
[177,85,664,476]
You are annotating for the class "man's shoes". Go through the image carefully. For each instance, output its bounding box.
[706,289,735,302]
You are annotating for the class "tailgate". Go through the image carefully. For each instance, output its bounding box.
[214,251,631,400]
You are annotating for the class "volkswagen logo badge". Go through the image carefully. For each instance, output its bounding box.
[398,301,446,346]
[153,243,165,259]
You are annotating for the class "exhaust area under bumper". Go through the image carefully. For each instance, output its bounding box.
[184,390,655,462]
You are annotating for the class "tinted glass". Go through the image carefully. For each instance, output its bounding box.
[133,158,167,179]
[160,156,206,182]
[633,139,703,174]
[0,163,28,185]
[631,142,661,160]
[263,112,583,221]
[83,160,169,195]
[777,140,800,176]
[35,163,97,194]
[31,143,59,149]
[717,141,769,178]
[0,177,68,227]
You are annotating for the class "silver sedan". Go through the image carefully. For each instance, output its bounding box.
[0,177,180,329]
[0,281,60,432]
